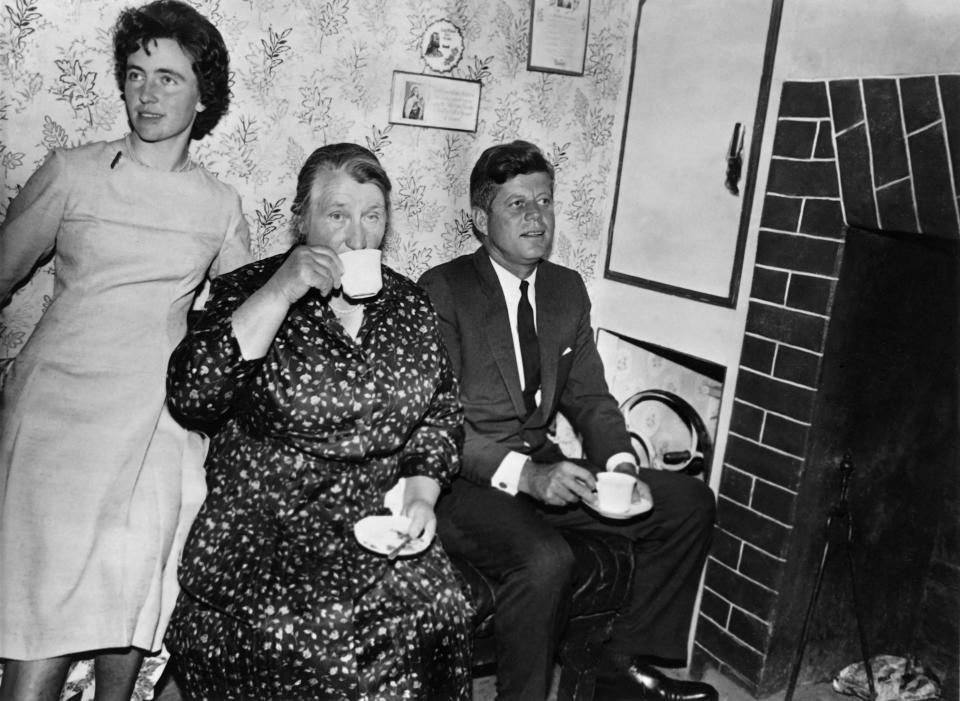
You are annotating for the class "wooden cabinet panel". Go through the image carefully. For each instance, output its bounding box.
[605,0,780,305]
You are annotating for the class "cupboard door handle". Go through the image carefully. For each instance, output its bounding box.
[725,122,745,195]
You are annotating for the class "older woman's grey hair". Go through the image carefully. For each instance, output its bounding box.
[290,143,393,244]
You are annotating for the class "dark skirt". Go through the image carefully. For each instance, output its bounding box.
[166,547,473,701]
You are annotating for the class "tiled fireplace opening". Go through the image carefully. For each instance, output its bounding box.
[692,77,960,697]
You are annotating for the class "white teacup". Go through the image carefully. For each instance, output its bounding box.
[340,249,383,299]
[595,472,637,513]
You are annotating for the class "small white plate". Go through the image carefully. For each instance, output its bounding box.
[354,515,430,557]
[584,497,653,520]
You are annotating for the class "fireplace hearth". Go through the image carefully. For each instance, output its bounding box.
[692,76,960,698]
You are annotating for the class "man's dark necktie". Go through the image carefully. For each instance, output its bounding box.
[518,279,540,416]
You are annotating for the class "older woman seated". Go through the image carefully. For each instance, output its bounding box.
[164,143,472,700]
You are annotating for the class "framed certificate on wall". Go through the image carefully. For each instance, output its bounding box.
[527,0,591,76]
[388,71,481,133]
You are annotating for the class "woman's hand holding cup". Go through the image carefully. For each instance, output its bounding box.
[269,244,345,304]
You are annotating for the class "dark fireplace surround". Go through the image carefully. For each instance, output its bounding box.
[691,76,960,697]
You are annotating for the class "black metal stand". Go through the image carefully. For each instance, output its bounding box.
[784,454,876,701]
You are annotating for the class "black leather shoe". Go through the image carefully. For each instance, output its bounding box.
[595,659,718,701]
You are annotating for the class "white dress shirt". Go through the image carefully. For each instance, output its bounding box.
[486,258,634,495]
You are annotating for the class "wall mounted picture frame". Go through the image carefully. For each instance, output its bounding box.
[527,0,591,76]
[388,71,481,133]
[418,18,465,73]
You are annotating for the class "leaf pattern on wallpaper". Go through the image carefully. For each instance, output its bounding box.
[566,172,601,239]
[552,233,596,282]
[364,123,392,160]
[40,116,70,153]
[455,0,486,43]
[396,167,443,234]
[284,137,307,179]
[0,289,45,352]
[405,13,432,54]
[52,59,99,125]
[572,88,614,161]
[491,92,522,144]
[253,197,288,259]
[334,42,374,113]
[223,115,262,184]
[192,0,228,30]
[10,71,42,115]
[0,320,26,353]
[4,0,40,52]
[295,84,334,136]
[396,168,425,215]
[432,134,467,198]
[305,0,349,52]
[460,54,494,84]
[262,26,292,75]
[493,0,528,78]
[548,141,570,176]
[530,74,562,131]
[570,245,598,282]
[383,233,434,281]
[1,145,23,174]
[440,209,475,260]
[241,25,293,104]
[587,27,624,100]
[356,0,390,41]
[58,39,121,136]
[553,231,572,269]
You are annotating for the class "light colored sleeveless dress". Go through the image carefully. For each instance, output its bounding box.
[0,137,250,659]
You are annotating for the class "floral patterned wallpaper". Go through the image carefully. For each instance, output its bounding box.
[0,0,638,366]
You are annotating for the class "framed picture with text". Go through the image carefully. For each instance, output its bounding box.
[527,0,591,76]
[388,71,481,133]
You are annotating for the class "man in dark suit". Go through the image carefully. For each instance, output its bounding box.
[418,140,718,701]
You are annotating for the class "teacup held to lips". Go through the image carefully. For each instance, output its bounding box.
[340,249,382,299]
[595,472,637,513]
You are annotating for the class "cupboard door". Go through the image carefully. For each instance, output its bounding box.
[606,0,778,305]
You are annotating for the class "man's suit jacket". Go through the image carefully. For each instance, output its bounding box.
[418,247,633,485]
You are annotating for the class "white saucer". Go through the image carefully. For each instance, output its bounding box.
[354,515,431,557]
[584,497,653,520]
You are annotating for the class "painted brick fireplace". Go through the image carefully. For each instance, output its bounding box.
[691,76,960,697]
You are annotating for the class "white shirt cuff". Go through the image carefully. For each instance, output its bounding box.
[605,452,638,472]
[491,451,527,495]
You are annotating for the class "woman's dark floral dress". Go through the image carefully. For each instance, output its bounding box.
[164,254,473,700]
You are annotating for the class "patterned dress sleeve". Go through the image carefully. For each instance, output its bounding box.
[396,293,464,489]
[166,265,264,428]
[0,151,65,306]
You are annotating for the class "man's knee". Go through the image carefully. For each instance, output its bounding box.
[509,533,577,591]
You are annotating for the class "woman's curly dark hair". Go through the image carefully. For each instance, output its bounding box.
[113,0,230,140]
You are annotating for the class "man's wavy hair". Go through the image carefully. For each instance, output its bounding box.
[469,140,555,239]
[113,0,230,140]
[290,143,393,245]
